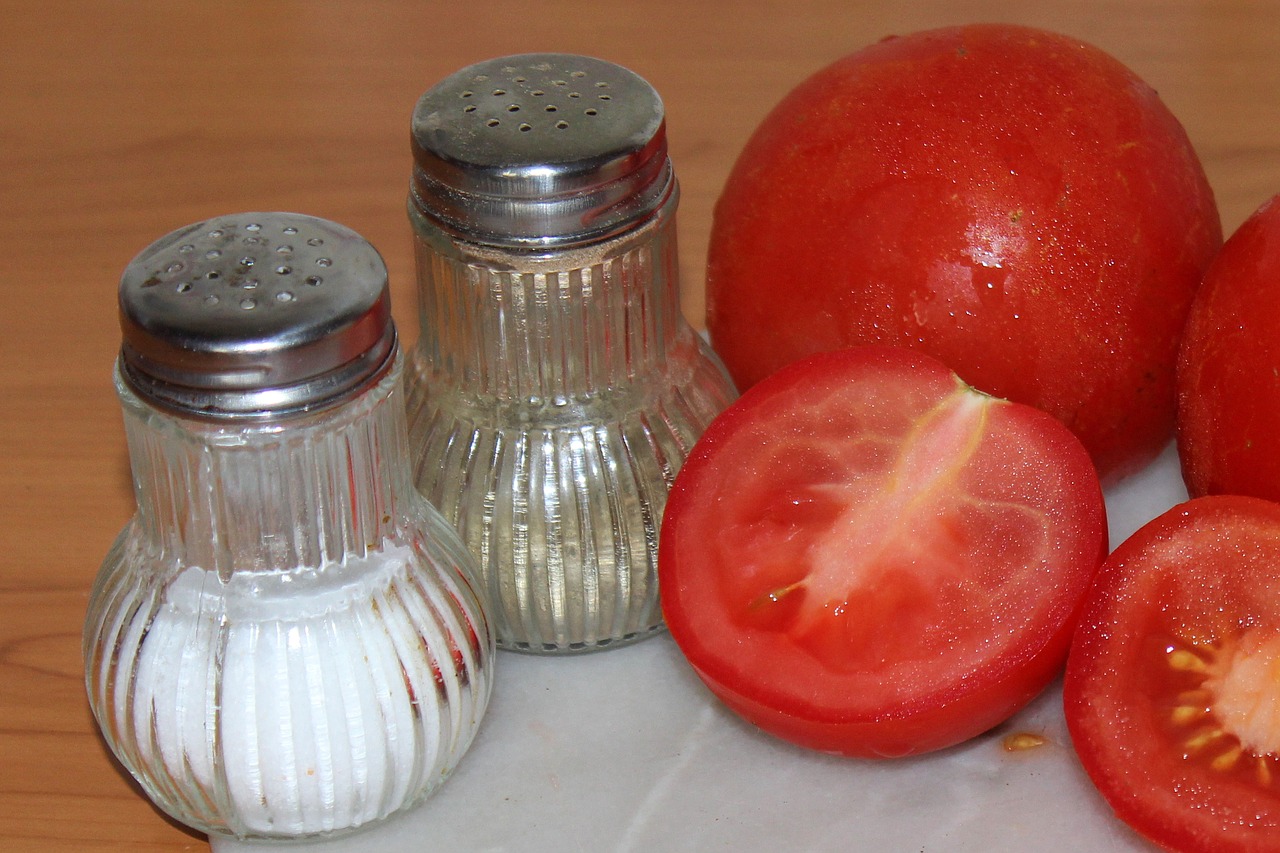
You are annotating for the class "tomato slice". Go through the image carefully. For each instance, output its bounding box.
[1065,496,1280,852]
[659,346,1107,758]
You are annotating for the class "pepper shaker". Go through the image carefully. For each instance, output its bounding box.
[405,54,737,653]
[83,213,494,843]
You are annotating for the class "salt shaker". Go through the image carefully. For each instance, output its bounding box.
[405,54,737,653]
[83,213,494,844]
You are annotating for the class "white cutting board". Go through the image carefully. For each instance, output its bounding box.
[214,442,1187,853]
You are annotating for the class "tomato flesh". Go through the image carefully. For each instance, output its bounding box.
[1065,496,1280,852]
[660,346,1107,757]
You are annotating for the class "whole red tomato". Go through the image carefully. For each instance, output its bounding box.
[706,23,1221,483]
[1178,194,1280,500]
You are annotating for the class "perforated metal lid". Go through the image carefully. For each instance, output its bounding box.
[410,53,675,248]
[118,212,396,420]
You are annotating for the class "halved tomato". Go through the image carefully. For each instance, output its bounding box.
[1065,496,1280,852]
[659,346,1107,758]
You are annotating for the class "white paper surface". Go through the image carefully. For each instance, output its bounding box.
[214,443,1187,853]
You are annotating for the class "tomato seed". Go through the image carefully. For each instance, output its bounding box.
[1002,732,1047,752]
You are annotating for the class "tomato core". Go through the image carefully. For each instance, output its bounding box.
[731,384,1051,679]
[1147,628,1280,795]
[1203,631,1280,761]
[804,387,988,606]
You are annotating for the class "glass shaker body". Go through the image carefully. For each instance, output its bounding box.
[83,213,494,842]
[406,55,737,653]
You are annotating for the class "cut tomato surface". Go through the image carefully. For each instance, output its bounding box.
[659,346,1107,758]
[1065,496,1280,852]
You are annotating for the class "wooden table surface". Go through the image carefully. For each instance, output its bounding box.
[4,1,1280,850]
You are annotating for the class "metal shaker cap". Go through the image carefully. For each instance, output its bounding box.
[118,212,396,420]
[410,53,675,248]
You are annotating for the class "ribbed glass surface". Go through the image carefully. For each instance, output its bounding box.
[84,357,493,840]
[406,202,737,652]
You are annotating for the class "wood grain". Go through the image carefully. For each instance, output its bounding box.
[4,1,1280,849]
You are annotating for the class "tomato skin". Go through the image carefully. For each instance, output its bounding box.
[660,346,1107,758]
[706,23,1221,484]
[1064,496,1280,853]
[1178,195,1280,501]
[685,624,1077,759]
